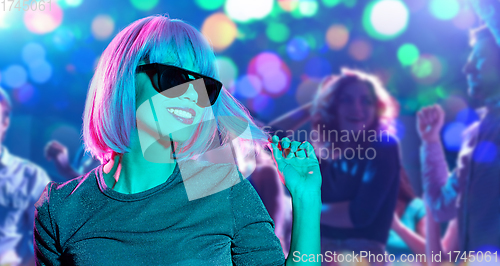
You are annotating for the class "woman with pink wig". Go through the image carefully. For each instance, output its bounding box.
[33,15,321,265]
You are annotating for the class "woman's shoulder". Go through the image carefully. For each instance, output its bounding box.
[35,166,100,210]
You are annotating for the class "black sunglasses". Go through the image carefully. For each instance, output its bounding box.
[136,63,223,107]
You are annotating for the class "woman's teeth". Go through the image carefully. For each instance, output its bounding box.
[168,108,193,119]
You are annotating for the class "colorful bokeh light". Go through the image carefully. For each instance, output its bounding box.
[397,43,419,66]
[322,0,342,8]
[248,52,291,97]
[216,56,239,89]
[348,39,372,61]
[22,43,45,65]
[225,0,274,23]
[0,8,10,28]
[195,0,225,11]
[442,122,465,151]
[235,74,262,98]
[14,83,39,105]
[61,0,83,8]
[201,13,238,52]
[326,24,349,50]
[298,0,319,17]
[278,0,300,12]
[29,60,52,84]
[267,22,290,43]
[3,65,27,88]
[91,15,115,40]
[363,0,409,40]
[287,37,310,61]
[24,1,63,34]
[130,0,159,11]
[411,54,442,84]
[429,0,459,20]
[452,8,476,30]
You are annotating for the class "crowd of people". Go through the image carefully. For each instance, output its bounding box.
[0,3,499,265]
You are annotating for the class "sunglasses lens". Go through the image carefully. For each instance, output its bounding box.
[159,69,188,97]
[203,78,220,106]
[153,65,221,107]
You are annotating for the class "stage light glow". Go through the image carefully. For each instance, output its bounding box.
[24,1,63,34]
[130,0,159,11]
[235,75,262,98]
[322,0,341,8]
[91,15,115,40]
[298,0,319,17]
[195,0,225,10]
[326,24,349,50]
[216,56,238,89]
[348,39,372,61]
[3,65,27,88]
[430,0,459,20]
[397,43,419,66]
[287,37,310,61]
[201,13,237,52]
[266,22,289,43]
[452,8,476,30]
[22,43,45,66]
[363,0,409,40]
[225,0,274,23]
[29,60,52,84]
[442,122,465,151]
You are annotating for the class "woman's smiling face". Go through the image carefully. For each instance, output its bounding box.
[135,56,207,144]
[337,81,377,133]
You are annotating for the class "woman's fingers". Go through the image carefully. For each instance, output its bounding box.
[287,141,299,158]
[300,141,317,160]
[270,135,283,160]
[271,137,319,163]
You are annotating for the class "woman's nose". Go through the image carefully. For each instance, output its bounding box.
[352,100,364,114]
[180,83,199,104]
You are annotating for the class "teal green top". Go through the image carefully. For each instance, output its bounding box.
[386,198,426,255]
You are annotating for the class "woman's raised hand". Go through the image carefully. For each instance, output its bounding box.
[269,135,322,197]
